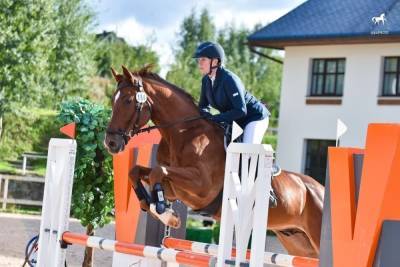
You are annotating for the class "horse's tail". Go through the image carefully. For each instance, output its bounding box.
[304,178,324,210]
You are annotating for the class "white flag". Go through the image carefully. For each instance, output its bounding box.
[232,121,243,142]
[336,119,348,146]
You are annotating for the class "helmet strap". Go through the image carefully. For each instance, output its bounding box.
[208,59,219,76]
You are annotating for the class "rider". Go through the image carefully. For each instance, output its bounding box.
[193,41,270,144]
[194,41,277,207]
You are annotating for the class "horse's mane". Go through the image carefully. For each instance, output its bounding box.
[132,65,197,106]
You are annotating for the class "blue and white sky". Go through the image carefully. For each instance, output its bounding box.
[89,0,306,75]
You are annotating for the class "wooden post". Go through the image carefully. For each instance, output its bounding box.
[2,177,9,209]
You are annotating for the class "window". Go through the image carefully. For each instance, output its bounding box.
[304,139,336,185]
[310,58,345,96]
[382,57,400,96]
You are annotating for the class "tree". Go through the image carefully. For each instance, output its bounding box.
[46,0,96,107]
[93,31,160,106]
[217,25,282,122]
[166,10,282,125]
[0,0,98,141]
[166,9,215,99]
[58,99,113,267]
[95,31,160,78]
[0,0,56,136]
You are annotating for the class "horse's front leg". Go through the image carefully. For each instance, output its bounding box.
[129,165,152,211]
[148,165,206,213]
[145,165,206,228]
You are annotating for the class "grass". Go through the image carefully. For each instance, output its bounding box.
[0,158,46,177]
[0,161,17,174]
[0,205,42,215]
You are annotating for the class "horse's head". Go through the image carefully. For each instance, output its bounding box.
[104,66,152,154]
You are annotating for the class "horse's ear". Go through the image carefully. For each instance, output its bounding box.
[121,65,134,83]
[110,67,122,82]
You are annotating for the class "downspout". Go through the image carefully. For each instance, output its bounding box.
[246,43,283,65]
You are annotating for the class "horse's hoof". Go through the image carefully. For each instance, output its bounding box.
[168,215,181,229]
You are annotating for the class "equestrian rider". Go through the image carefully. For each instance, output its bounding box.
[194,41,270,144]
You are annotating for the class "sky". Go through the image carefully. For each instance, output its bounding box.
[89,0,307,75]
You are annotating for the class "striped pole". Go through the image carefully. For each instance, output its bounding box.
[62,232,216,267]
[163,237,319,267]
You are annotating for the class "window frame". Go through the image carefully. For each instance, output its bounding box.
[309,58,346,97]
[303,139,336,185]
[381,56,400,97]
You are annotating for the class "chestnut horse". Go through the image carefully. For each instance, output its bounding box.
[104,66,324,258]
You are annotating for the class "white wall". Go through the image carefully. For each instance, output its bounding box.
[276,43,400,173]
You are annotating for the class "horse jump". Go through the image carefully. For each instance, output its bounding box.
[104,66,324,258]
[36,135,282,266]
[62,232,216,267]
[163,237,319,267]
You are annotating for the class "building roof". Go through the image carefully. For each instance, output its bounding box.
[248,0,400,49]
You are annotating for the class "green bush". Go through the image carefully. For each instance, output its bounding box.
[57,98,113,229]
[263,134,277,150]
[0,108,60,160]
[186,227,213,243]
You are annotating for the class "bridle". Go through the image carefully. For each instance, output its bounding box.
[106,77,153,143]
[106,76,205,144]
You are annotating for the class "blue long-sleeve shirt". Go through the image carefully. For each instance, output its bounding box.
[198,67,270,129]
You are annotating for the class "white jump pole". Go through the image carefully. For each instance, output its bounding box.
[217,142,274,267]
[36,138,77,267]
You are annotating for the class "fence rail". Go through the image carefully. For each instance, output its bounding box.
[0,174,44,209]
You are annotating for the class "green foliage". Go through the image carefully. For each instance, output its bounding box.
[166,9,215,99]
[0,0,97,141]
[57,99,113,229]
[95,31,160,78]
[46,0,96,107]
[0,161,16,174]
[212,222,220,244]
[263,134,277,150]
[217,26,282,120]
[166,9,282,121]
[0,0,56,111]
[93,31,160,106]
[186,227,213,243]
[0,107,59,160]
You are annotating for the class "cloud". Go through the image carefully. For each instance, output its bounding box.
[99,16,179,76]
[90,0,307,75]
[90,0,306,29]
[101,17,154,46]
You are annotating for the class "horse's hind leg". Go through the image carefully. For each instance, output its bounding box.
[300,188,323,255]
[273,230,319,258]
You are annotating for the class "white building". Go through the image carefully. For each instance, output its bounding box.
[248,0,400,184]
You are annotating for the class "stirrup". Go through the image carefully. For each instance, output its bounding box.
[269,189,278,208]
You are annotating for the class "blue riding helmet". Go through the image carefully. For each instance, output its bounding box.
[193,41,225,63]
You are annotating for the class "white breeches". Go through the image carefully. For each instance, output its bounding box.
[242,117,269,144]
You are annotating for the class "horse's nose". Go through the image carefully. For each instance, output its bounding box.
[108,140,117,149]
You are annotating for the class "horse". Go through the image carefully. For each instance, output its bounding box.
[372,13,386,25]
[104,65,324,258]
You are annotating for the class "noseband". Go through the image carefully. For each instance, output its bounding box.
[106,77,152,143]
